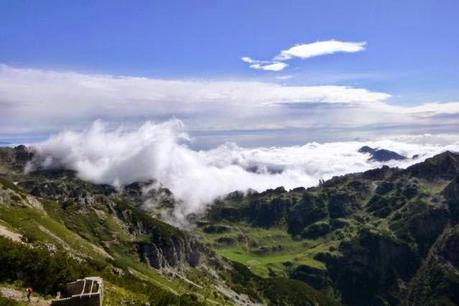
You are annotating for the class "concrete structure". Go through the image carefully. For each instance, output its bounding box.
[50,277,103,306]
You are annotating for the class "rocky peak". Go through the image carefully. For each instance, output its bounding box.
[358,146,407,162]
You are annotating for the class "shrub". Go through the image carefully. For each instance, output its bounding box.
[0,295,25,306]
[0,237,91,295]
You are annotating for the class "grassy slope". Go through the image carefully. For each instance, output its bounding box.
[0,178,227,306]
[196,176,451,284]
[196,223,328,277]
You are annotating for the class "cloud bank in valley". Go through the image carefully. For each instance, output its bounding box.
[30,120,459,222]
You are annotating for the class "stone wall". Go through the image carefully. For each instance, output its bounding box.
[50,277,103,306]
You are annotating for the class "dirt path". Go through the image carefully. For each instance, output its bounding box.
[0,224,22,242]
[0,287,51,306]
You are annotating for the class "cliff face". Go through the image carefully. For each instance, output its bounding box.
[111,201,205,269]
[0,147,208,271]
[138,236,202,269]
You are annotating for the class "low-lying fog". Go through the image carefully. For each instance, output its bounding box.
[28,120,459,222]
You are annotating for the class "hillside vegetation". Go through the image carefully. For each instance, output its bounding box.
[0,146,334,306]
[1,146,459,305]
[197,152,459,305]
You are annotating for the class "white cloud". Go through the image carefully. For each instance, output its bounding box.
[396,101,459,116]
[241,57,257,64]
[275,75,293,80]
[1,65,458,144]
[241,57,288,71]
[242,40,366,71]
[248,62,288,72]
[30,120,459,224]
[274,40,366,61]
[364,100,459,123]
[0,65,391,134]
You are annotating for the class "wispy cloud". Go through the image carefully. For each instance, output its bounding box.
[242,40,366,71]
[275,75,293,80]
[241,57,288,71]
[0,65,389,133]
[274,40,366,61]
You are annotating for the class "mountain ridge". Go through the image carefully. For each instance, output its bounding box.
[1,145,459,305]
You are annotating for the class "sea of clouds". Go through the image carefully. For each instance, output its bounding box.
[29,120,459,222]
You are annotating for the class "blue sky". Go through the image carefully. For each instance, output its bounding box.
[1,0,459,146]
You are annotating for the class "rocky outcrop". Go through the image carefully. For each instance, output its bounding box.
[105,198,207,270]
[138,233,203,269]
[0,145,34,173]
